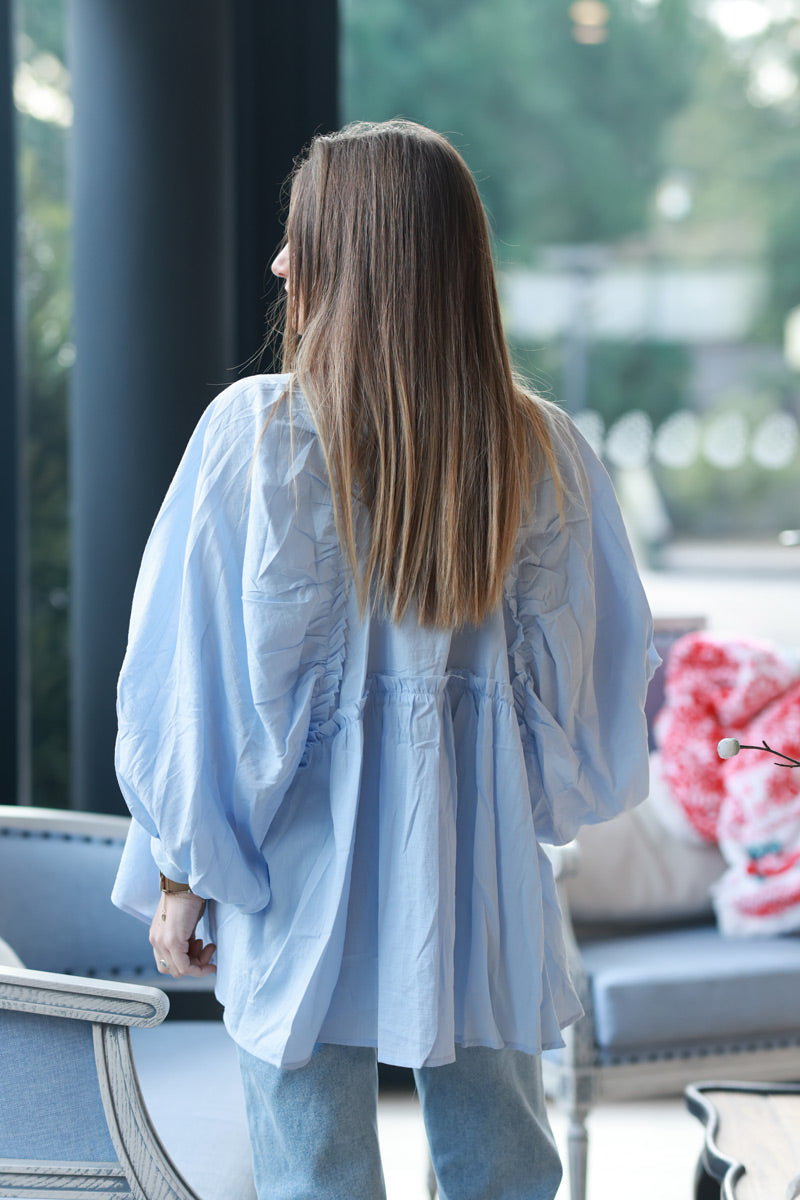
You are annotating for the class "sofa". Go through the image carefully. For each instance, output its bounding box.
[542,621,800,1200]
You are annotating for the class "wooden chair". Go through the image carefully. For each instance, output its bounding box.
[0,805,255,1200]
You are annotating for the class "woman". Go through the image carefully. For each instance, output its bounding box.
[113,120,657,1200]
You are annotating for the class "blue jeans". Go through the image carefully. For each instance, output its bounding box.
[238,1043,562,1200]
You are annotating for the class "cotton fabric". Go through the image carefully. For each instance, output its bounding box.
[238,1041,562,1200]
[112,374,657,1069]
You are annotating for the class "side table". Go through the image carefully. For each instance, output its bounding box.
[686,1081,800,1200]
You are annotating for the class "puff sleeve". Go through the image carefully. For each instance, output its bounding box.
[506,416,659,845]
[113,379,333,918]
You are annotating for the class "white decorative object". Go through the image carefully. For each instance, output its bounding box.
[717,737,741,759]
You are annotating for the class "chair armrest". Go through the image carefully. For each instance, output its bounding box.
[0,964,168,1027]
[0,803,130,839]
[0,967,200,1198]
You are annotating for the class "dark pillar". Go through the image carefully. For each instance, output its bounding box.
[68,2,235,812]
[0,0,19,804]
[69,2,338,813]
[232,1,340,370]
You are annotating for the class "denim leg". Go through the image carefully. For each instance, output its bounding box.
[414,1047,562,1200]
[238,1042,387,1200]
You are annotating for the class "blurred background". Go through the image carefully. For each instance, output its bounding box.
[6,0,800,811]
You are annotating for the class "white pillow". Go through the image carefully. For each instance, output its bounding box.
[564,766,726,925]
[0,936,25,968]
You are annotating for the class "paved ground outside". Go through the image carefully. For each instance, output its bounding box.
[377,1090,704,1200]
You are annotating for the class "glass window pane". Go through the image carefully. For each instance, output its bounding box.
[341,0,800,635]
[15,0,71,807]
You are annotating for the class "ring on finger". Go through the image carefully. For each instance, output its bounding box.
[159,958,168,969]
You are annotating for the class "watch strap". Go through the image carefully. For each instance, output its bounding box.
[159,871,192,894]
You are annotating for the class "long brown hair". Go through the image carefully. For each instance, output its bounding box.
[281,119,562,629]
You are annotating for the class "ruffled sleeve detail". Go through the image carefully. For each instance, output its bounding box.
[504,413,659,845]
[113,377,348,919]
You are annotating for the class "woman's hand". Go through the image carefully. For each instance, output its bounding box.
[149,892,217,978]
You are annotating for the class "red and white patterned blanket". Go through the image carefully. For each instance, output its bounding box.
[654,632,800,936]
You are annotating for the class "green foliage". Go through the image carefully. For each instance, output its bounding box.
[510,337,690,427]
[657,449,800,538]
[663,17,800,340]
[17,0,72,807]
[662,32,771,238]
[761,142,800,339]
[342,0,696,261]
[17,0,64,58]
[655,385,800,537]
[584,341,690,426]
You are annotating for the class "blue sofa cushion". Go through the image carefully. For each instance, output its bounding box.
[0,1010,118,1162]
[0,827,151,977]
[581,925,800,1054]
[131,1021,256,1200]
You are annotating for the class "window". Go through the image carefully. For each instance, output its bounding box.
[14,0,72,806]
[342,0,800,558]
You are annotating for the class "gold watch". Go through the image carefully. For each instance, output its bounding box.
[159,872,192,894]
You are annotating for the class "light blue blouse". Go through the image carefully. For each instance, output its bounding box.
[113,374,658,1069]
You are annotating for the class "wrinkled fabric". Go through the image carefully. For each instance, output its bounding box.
[113,374,657,1069]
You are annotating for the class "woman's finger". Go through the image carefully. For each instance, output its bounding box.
[182,960,217,977]
[198,941,217,965]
